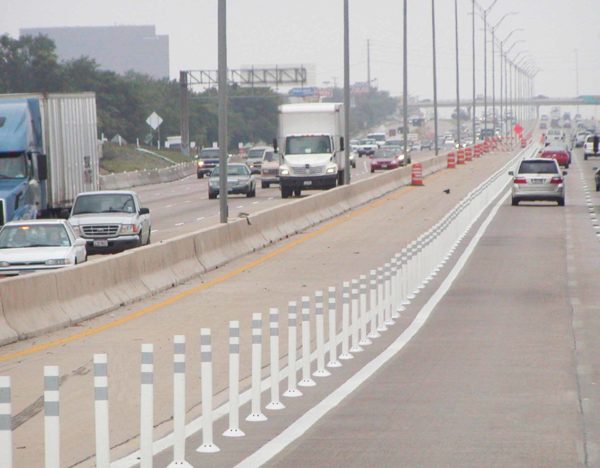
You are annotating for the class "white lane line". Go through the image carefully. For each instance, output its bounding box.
[252,201,260,205]
[151,229,159,233]
[235,189,511,468]
[236,205,244,209]
[196,217,205,221]
[184,200,192,203]
[166,204,173,208]
[174,222,184,227]
[268,197,274,200]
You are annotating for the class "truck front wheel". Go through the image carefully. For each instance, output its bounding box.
[337,170,345,186]
[281,186,292,198]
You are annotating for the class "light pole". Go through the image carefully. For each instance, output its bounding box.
[218,0,229,223]
[343,0,350,185]
[505,40,525,127]
[454,0,461,147]
[472,0,476,144]
[481,0,499,133]
[490,12,517,133]
[432,0,439,155]
[403,0,409,159]
[499,29,523,134]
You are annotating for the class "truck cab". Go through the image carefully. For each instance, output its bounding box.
[276,103,345,198]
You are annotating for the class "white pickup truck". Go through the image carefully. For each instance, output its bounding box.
[68,190,151,253]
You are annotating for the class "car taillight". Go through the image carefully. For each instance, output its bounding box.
[514,177,527,184]
[550,177,563,184]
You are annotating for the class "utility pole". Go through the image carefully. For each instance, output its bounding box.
[483,9,487,133]
[218,0,229,223]
[367,39,372,90]
[343,0,350,185]
[454,0,461,147]
[403,0,409,159]
[472,0,476,144]
[575,49,580,114]
[179,71,190,156]
[432,0,439,156]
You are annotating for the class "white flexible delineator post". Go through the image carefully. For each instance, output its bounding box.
[139,345,153,468]
[197,329,220,452]
[391,257,400,319]
[0,376,11,468]
[93,354,110,468]
[368,269,380,339]
[313,292,331,377]
[339,283,353,360]
[349,284,363,353]
[267,308,286,409]
[358,275,372,346]
[384,264,394,326]
[327,287,342,368]
[223,322,245,436]
[247,314,268,421]
[376,268,387,332]
[283,302,302,397]
[299,297,316,387]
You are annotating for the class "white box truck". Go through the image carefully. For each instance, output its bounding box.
[276,103,346,198]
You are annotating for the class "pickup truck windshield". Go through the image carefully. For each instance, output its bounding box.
[199,149,220,159]
[0,152,27,178]
[286,136,331,155]
[72,194,136,215]
[247,149,264,160]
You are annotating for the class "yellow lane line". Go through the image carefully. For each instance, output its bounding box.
[1,180,432,363]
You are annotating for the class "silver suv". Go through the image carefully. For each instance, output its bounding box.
[510,159,565,206]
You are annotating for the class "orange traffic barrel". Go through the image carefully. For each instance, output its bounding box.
[465,146,472,161]
[457,148,465,164]
[447,151,456,168]
[412,163,424,186]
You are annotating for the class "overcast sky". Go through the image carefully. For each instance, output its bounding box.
[2,0,600,103]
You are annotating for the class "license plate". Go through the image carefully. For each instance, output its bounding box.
[93,240,108,247]
[381,165,388,169]
[531,179,545,184]
[303,180,312,186]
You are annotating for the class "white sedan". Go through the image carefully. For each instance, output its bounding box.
[0,219,87,276]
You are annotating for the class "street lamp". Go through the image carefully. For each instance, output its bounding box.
[481,0,499,133]
[343,0,350,185]
[218,0,229,223]
[432,0,439,155]
[499,29,523,134]
[454,0,461,147]
[490,11,517,131]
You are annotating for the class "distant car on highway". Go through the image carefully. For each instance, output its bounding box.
[0,219,87,276]
[574,131,589,147]
[545,128,565,144]
[367,132,387,147]
[509,158,565,206]
[208,163,256,199]
[539,144,571,168]
[196,147,222,178]
[539,121,548,130]
[584,135,600,160]
[357,138,378,156]
[421,139,433,150]
[68,191,151,253]
[370,147,406,172]
[260,151,281,188]
[246,146,275,174]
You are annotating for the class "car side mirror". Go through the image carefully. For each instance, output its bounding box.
[563,171,568,176]
[508,171,514,176]
[139,207,150,215]
[74,238,87,247]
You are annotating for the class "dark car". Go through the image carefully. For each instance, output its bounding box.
[594,167,600,192]
[196,148,221,178]
[208,163,256,199]
[421,139,433,150]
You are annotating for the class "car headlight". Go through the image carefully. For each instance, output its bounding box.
[279,167,290,176]
[45,258,67,266]
[0,261,10,267]
[197,160,205,167]
[120,224,139,235]
[326,165,337,174]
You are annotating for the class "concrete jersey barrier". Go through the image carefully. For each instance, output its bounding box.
[99,162,196,190]
[0,150,510,343]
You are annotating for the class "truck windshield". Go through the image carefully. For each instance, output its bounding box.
[199,149,220,159]
[286,136,331,155]
[247,149,264,160]
[72,194,136,215]
[0,152,27,179]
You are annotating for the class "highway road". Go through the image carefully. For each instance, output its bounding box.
[6,142,600,466]
[0,146,524,466]
[132,150,437,244]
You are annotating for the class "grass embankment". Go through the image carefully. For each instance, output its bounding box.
[101,144,193,173]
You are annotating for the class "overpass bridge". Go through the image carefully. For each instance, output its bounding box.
[411,96,600,109]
